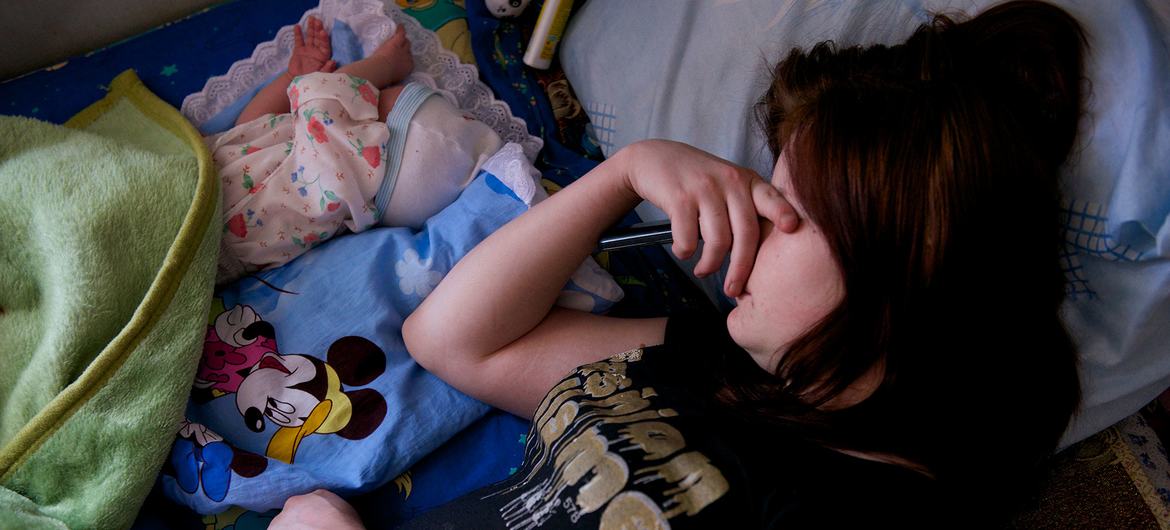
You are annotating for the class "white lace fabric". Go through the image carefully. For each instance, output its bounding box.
[181,0,543,161]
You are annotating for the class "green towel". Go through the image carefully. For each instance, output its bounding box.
[0,70,219,529]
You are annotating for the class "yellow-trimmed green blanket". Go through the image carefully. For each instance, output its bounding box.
[0,70,219,529]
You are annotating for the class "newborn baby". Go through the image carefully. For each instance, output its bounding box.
[210,16,504,283]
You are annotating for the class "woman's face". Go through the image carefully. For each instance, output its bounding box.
[726,154,844,372]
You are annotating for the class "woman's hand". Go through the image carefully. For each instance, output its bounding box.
[269,489,365,530]
[614,139,799,298]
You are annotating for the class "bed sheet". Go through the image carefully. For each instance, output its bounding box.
[0,0,714,322]
[0,1,530,527]
[3,0,718,526]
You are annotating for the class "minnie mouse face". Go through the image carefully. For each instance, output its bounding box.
[198,305,278,394]
[235,352,319,432]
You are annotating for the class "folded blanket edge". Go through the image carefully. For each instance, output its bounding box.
[0,69,220,480]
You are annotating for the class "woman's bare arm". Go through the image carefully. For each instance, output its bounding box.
[413,308,667,418]
[403,146,666,418]
[404,140,797,419]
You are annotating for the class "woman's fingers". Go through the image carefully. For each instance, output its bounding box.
[752,178,800,232]
[670,203,700,261]
[724,180,762,297]
[694,201,731,278]
[619,141,795,292]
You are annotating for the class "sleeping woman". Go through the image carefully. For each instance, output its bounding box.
[271,1,1086,527]
[210,16,505,283]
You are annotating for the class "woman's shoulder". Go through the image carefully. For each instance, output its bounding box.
[643,311,945,526]
[406,335,942,529]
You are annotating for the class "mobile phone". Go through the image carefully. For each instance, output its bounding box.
[598,221,680,251]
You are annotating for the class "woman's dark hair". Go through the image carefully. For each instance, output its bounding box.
[736,0,1087,521]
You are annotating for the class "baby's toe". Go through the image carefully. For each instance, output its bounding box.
[390,25,408,44]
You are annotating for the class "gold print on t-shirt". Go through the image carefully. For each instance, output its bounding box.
[553,428,630,515]
[501,371,645,500]
[578,388,653,416]
[593,407,679,431]
[635,451,730,518]
[614,421,685,461]
[609,348,644,363]
[541,387,656,450]
[533,378,584,430]
[499,426,631,528]
[532,361,633,446]
[534,389,584,440]
[598,491,669,530]
[494,352,729,528]
[499,376,585,500]
[583,369,632,398]
[540,400,580,446]
[577,359,630,380]
[533,377,583,423]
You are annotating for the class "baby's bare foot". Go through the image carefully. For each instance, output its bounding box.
[372,25,413,82]
[289,15,335,76]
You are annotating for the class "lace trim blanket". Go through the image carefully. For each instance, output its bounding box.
[180,0,542,161]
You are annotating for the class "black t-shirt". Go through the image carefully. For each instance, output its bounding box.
[401,311,942,529]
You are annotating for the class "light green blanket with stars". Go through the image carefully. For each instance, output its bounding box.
[0,70,220,529]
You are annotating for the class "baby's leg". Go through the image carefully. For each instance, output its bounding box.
[377,84,407,122]
[237,16,334,126]
[336,25,413,90]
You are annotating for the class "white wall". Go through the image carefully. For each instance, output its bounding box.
[0,0,220,79]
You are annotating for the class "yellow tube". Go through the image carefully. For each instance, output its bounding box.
[522,0,575,69]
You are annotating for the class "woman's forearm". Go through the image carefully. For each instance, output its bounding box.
[404,149,639,360]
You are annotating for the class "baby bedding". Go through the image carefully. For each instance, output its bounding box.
[182,0,542,161]
[0,71,219,529]
[560,0,1170,447]
[159,0,623,516]
[0,0,699,526]
[162,145,570,514]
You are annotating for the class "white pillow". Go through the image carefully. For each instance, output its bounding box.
[561,0,1170,448]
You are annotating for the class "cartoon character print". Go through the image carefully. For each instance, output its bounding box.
[196,304,277,399]
[237,335,388,464]
[168,419,267,503]
[195,303,389,466]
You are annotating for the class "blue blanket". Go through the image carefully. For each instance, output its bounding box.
[162,159,613,514]
[1,0,714,525]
